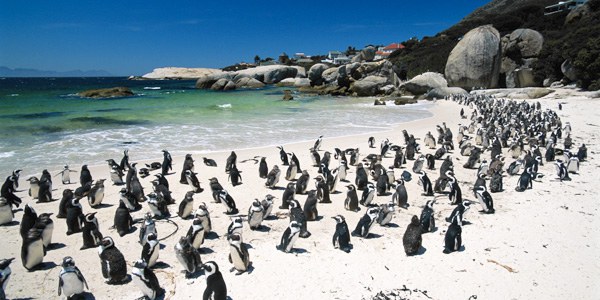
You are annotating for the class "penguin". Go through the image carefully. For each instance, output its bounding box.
[577,144,587,161]
[139,213,157,247]
[506,160,523,176]
[203,157,218,167]
[276,221,301,253]
[58,256,88,299]
[265,165,280,189]
[21,227,45,271]
[138,167,150,178]
[187,218,205,249]
[217,190,239,215]
[81,212,103,250]
[425,154,436,170]
[375,169,389,196]
[20,204,38,239]
[419,200,436,233]
[225,151,237,173]
[227,216,244,239]
[445,201,471,226]
[227,233,250,275]
[424,131,436,149]
[79,165,93,187]
[313,135,324,151]
[110,164,125,185]
[285,160,297,181]
[319,151,331,173]
[290,152,301,173]
[403,215,423,256]
[145,162,162,171]
[477,160,489,178]
[53,165,74,185]
[344,184,360,212]
[247,199,264,230]
[355,165,369,189]
[202,261,227,300]
[303,190,319,221]
[368,136,376,148]
[261,195,275,219]
[377,202,395,226]
[555,160,571,181]
[1,175,21,209]
[113,200,134,237]
[141,233,159,268]
[175,236,202,277]
[120,149,130,171]
[180,154,195,184]
[65,198,84,235]
[0,197,14,226]
[56,189,73,219]
[277,146,289,165]
[131,259,163,300]
[418,171,434,196]
[88,179,105,207]
[567,156,579,174]
[360,182,375,206]
[118,188,141,212]
[208,177,224,203]
[475,186,495,214]
[73,180,92,199]
[295,170,310,194]
[288,199,311,238]
[447,172,462,205]
[185,170,204,193]
[259,157,269,179]
[152,180,173,205]
[178,191,195,219]
[147,193,169,219]
[351,206,380,238]
[310,148,321,167]
[194,203,212,237]
[98,236,128,284]
[228,164,243,186]
[338,160,349,182]
[489,170,503,193]
[161,150,173,175]
[280,182,295,209]
[515,168,533,192]
[128,164,147,203]
[27,176,40,199]
[392,179,409,209]
[443,219,462,254]
[315,175,331,203]
[37,177,52,203]
[34,212,54,249]
[349,148,360,166]
[332,215,352,253]
[0,258,14,299]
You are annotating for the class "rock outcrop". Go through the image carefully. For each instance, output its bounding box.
[445,25,502,90]
[352,46,376,63]
[195,65,303,91]
[425,87,468,100]
[78,87,134,99]
[471,87,553,99]
[400,72,447,95]
[350,76,388,96]
[142,67,221,80]
[500,28,544,88]
[308,64,330,86]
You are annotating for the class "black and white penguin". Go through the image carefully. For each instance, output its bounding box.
[348,148,360,166]
[147,193,169,219]
[443,219,462,254]
[88,179,105,208]
[73,180,92,199]
[131,259,163,300]
[351,206,380,238]
[319,151,332,173]
[1,175,21,209]
[392,179,409,209]
[567,156,580,174]
[377,202,395,226]
[424,131,436,149]
[178,191,195,219]
[418,171,434,196]
[277,146,289,166]
[65,198,84,235]
[419,200,436,233]
[265,165,281,189]
[21,227,45,271]
[36,177,52,203]
[113,200,133,237]
[161,150,173,175]
[175,236,202,277]
[555,160,571,181]
[474,186,494,214]
[145,162,162,171]
[261,195,275,219]
[295,170,310,194]
[98,236,128,284]
[194,203,212,237]
[447,172,462,205]
[139,213,157,247]
[185,170,204,193]
[355,163,368,190]
[202,261,227,300]
[315,175,331,203]
[288,199,311,238]
[285,159,297,181]
[79,165,93,187]
[338,160,349,182]
[332,215,352,253]
[259,157,269,179]
[0,197,14,226]
[128,164,147,204]
[445,201,471,226]
[376,170,389,196]
[141,233,159,268]
[207,177,224,203]
[34,212,54,249]
[118,188,141,212]
[225,151,237,173]
[403,215,423,256]
[229,164,243,186]
[217,190,239,215]
[81,212,103,250]
[360,182,375,206]
[120,149,130,171]
[290,152,301,173]
[303,190,319,221]
[276,221,301,253]
[203,157,218,167]
[344,184,360,212]
[27,176,40,199]
[55,189,73,219]
[506,159,523,176]
[110,164,125,186]
[227,233,250,275]
[313,135,324,152]
[20,204,38,239]
[425,154,436,170]
[489,170,503,193]
[247,199,264,230]
[187,218,205,250]
[280,182,295,209]
[180,154,195,184]
[368,136,376,148]
[56,165,78,185]
[310,148,321,167]
[58,256,88,299]
[515,167,533,192]
[227,216,244,240]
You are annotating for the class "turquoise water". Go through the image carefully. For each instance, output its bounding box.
[0,77,432,173]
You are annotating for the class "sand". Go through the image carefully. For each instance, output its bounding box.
[1,89,599,300]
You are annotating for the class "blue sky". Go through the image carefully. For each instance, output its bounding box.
[0,0,489,76]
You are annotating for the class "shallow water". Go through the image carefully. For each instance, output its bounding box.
[0,77,432,173]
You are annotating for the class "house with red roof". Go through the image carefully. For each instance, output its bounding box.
[375,43,405,60]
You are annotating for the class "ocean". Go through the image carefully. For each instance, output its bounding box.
[0,77,432,174]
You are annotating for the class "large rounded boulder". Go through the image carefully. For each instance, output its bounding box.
[308,63,330,86]
[400,72,447,95]
[445,25,502,90]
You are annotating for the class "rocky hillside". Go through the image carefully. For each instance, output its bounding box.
[389,0,600,90]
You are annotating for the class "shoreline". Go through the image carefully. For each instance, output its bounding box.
[1,92,599,299]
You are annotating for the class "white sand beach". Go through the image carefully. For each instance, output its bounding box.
[1,89,599,300]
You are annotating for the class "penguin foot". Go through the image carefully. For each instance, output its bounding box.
[443,249,452,254]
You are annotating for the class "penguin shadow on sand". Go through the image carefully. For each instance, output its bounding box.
[91,203,113,209]
[0,220,19,227]
[28,261,58,272]
[152,261,171,270]
[197,247,215,254]
[205,231,220,240]
[381,222,400,228]
[251,224,272,232]
[47,242,66,251]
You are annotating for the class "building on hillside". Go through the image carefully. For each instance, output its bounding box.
[375,43,405,60]
[544,0,587,15]
[321,50,352,65]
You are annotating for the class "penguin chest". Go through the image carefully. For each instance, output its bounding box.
[42,223,54,247]
[248,212,263,228]
[148,245,159,267]
[24,239,44,269]
[180,202,193,218]
[60,272,85,296]
[229,245,248,270]
[29,185,40,199]
[62,172,71,183]
[0,205,13,225]
[175,250,194,272]
[286,233,299,252]
[191,232,205,249]
[132,273,155,299]
[90,188,104,206]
